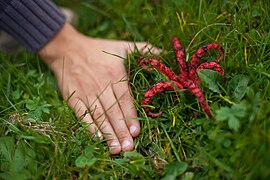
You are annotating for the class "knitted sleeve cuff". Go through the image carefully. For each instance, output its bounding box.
[0,0,66,52]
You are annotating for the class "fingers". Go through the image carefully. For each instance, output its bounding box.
[112,79,140,137]
[99,86,135,153]
[89,99,123,154]
[67,86,138,154]
[67,97,102,139]
[68,96,122,154]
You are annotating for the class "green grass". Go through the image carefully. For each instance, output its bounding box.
[1,0,270,179]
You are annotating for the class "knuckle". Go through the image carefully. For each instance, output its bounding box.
[91,108,105,120]
[116,130,130,141]
[106,106,122,117]
[118,94,132,106]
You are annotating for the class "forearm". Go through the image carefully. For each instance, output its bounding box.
[0,0,65,52]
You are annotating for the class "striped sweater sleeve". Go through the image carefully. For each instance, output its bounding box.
[0,0,66,52]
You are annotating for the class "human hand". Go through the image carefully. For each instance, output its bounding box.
[39,23,156,154]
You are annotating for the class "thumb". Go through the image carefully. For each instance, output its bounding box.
[125,41,162,55]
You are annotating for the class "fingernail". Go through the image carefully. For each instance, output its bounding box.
[93,131,103,141]
[122,140,131,149]
[157,48,163,53]
[129,125,137,135]
[109,141,120,152]
[98,131,102,138]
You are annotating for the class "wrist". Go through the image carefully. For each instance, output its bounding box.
[38,23,81,66]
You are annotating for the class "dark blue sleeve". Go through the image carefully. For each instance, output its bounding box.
[0,0,66,52]
[0,0,12,11]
